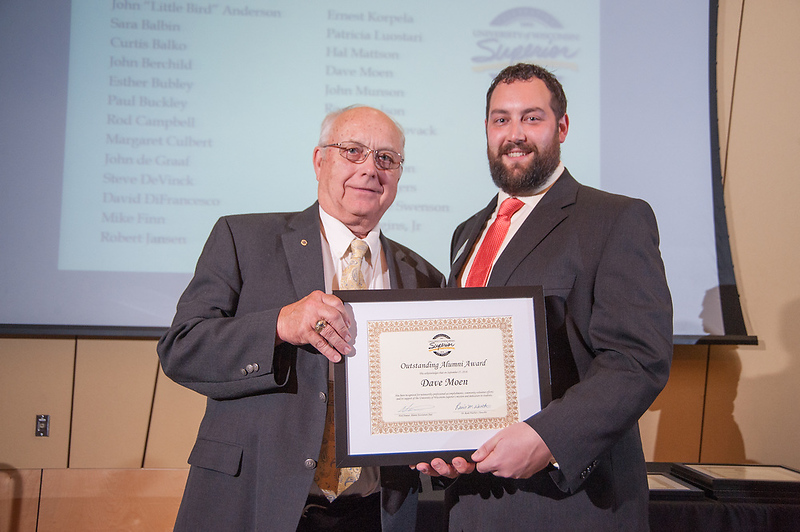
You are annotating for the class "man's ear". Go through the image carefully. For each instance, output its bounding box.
[558,114,569,143]
[312,146,323,180]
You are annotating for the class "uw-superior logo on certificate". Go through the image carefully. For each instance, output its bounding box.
[367,317,519,435]
[428,333,455,356]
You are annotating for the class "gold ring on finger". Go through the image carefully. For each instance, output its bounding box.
[314,319,327,334]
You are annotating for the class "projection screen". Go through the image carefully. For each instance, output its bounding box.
[0,0,753,343]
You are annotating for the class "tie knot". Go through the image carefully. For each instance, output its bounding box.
[498,197,525,220]
[349,239,369,260]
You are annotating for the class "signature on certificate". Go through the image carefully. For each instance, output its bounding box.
[399,402,435,413]
[454,402,490,411]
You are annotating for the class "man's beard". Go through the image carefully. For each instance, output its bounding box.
[488,132,561,195]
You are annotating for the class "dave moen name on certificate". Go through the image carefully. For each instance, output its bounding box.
[368,316,518,435]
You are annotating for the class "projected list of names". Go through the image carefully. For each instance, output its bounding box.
[100,6,230,248]
[320,8,448,237]
[60,2,287,272]
[59,2,599,277]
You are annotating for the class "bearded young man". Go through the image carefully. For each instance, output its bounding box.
[415,63,673,530]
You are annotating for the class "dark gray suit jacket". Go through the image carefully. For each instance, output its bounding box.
[158,203,445,531]
[446,170,672,530]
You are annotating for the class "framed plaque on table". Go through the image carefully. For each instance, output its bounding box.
[671,463,800,502]
[646,462,705,500]
[332,286,550,467]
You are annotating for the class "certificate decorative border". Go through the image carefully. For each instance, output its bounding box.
[367,316,518,435]
[333,286,550,467]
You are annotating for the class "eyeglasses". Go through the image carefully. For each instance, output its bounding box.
[322,141,404,170]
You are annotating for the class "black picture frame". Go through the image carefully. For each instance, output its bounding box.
[671,463,800,503]
[332,286,550,467]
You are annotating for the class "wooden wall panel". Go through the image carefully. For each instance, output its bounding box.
[709,0,800,469]
[143,364,206,468]
[37,469,187,532]
[0,338,74,469]
[69,339,158,468]
[640,345,708,463]
[0,468,42,532]
[701,345,749,463]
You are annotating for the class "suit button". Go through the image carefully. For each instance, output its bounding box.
[319,391,328,403]
[240,368,247,376]
[304,459,317,470]
[246,364,254,373]
[580,460,599,479]
[252,363,259,372]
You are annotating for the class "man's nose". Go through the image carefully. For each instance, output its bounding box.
[509,120,527,142]
[359,151,379,176]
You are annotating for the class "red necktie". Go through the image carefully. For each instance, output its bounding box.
[465,197,525,287]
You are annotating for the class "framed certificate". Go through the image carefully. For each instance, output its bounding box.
[671,463,800,502]
[332,286,550,466]
[646,464,706,500]
[647,473,705,500]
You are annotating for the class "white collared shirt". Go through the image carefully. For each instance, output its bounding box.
[458,163,564,287]
[318,206,390,292]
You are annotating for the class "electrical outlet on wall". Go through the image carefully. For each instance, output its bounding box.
[36,414,50,437]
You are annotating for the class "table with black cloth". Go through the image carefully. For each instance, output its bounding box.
[414,465,800,532]
[648,462,800,532]
[650,498,800,531]
[416,496,800,531]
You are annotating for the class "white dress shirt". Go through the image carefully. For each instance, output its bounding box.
[458,163,564,287]
[319,206,390,292]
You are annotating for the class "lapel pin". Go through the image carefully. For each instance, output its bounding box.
[300,239,308,246]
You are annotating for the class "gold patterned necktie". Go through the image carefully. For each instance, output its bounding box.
[339,238,369,290]
[314,239,369,501]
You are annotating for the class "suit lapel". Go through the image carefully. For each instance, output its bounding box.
[448,197,498,286]
[381,233,411,289]
[282,202,325,298]
[488,170,578,287]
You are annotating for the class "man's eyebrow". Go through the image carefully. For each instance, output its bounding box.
[340,139,402,153]
[489,106,547,116]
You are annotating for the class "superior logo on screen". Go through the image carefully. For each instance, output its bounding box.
[428,333,455,357]
[470,7,581,68]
